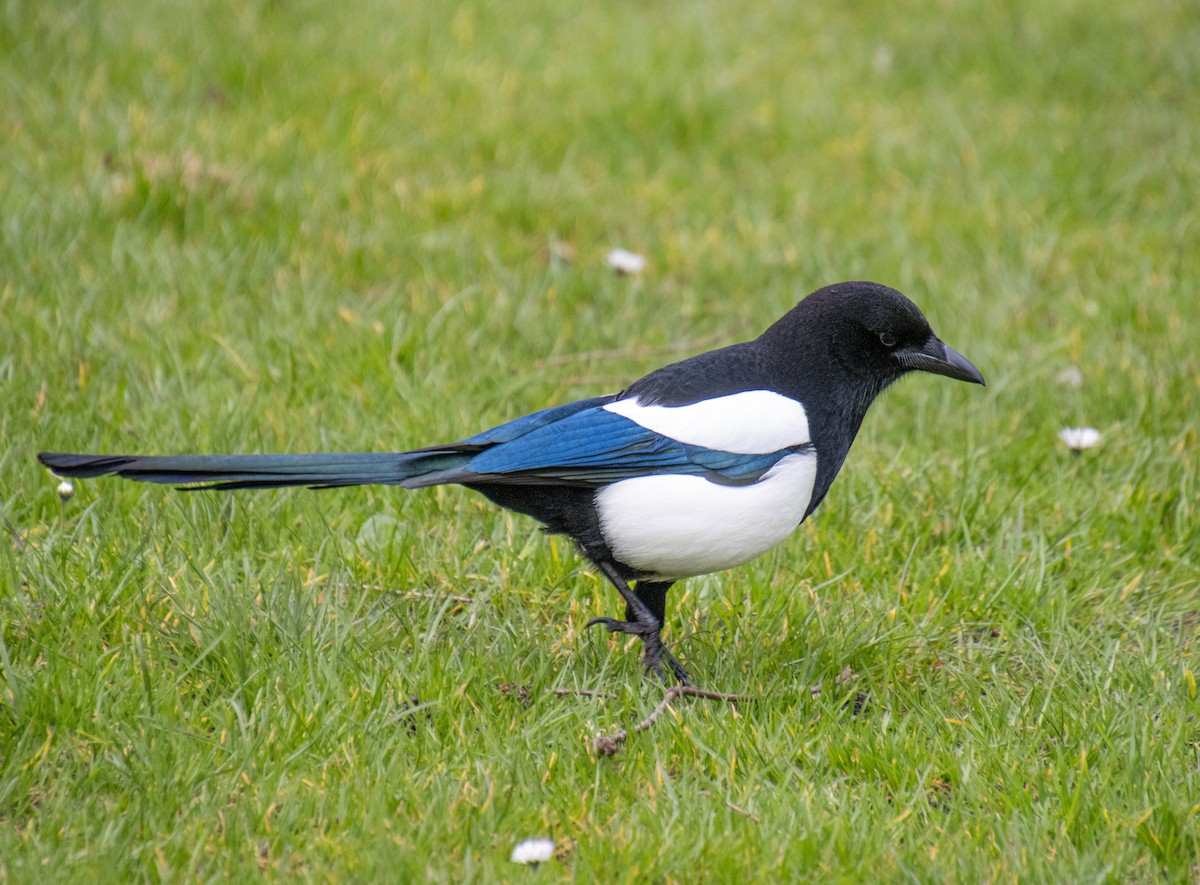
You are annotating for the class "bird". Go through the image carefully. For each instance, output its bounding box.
[39,281,984,685]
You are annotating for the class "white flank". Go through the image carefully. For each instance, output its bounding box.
[603,390,810,454]
[596,452,818,581]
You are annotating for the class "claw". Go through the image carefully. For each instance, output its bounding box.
[665,655,691,686]
[642,632,691,686]
[586,616,652,636]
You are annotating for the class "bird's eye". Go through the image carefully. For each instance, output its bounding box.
[878,331,897,347]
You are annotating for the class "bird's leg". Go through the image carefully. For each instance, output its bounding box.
[586,566,690,685]
[626,581,691,686]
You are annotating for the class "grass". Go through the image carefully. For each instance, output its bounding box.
[2,0,1198,880]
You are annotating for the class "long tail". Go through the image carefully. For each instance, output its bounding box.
[37,450,475,491]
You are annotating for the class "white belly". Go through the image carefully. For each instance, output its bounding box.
[594,452,817,581]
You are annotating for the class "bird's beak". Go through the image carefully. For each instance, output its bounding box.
[900,337,986,386]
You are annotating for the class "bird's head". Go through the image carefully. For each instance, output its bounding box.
[764,281,985,397]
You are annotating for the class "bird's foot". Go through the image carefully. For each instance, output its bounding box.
[585,617,691,686]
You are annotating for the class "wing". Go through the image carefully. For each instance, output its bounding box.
[456,403,810,488]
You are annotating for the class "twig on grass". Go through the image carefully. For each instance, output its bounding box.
[591,685,747,756]
[578,666,856,755]
[725,799,760,823]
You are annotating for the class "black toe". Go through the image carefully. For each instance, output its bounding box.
[586,616,652,636]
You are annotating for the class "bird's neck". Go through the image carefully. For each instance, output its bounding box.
[762,338,894,518]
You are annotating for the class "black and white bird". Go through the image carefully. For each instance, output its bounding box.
[39,281,984,684]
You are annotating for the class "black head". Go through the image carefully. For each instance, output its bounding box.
[761,281,985,397]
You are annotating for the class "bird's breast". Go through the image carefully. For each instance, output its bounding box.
[594,451,818,581]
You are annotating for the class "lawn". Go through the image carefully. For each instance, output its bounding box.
[2,0,1198,880]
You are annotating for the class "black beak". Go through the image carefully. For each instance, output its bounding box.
[899,336,986,386]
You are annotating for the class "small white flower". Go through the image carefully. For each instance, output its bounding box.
[510,837,555,866]
[606,248,646,275]
[56,480,75,503]
[1054,366,1084,389]
[1059,427,1101,453]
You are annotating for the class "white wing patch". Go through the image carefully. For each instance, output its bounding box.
[595,452,818,581]
[603,390,810,454]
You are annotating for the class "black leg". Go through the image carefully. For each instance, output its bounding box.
[587,565,690,685]
[626,580,670,627]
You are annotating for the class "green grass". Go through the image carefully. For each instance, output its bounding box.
[3,0,1199,880]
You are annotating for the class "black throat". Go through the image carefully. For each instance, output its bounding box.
[758,318,902,518]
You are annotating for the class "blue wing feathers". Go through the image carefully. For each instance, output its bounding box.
[462,405,806,486]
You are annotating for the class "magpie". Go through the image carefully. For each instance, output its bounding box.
[39,281,984,684]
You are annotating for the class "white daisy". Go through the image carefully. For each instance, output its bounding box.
[1059,427,1101,453]
[56,480,75,503]
[606,248,646,275]
[510,837,555,866]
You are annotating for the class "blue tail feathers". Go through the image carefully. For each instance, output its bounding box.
[36,450,475,490]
